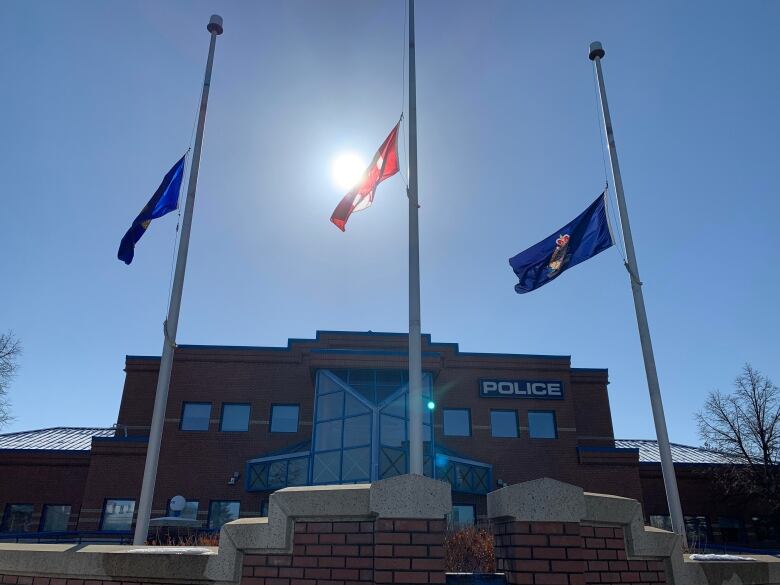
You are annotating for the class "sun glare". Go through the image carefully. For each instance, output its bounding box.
[331,152,366,191]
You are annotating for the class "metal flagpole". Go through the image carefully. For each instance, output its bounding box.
[407,0,424,475]
[133,14,224,546]
[589,41,687,545]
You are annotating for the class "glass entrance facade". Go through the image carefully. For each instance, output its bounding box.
[247,368,490,493]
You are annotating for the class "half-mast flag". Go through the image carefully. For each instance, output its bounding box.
[509,193,613,294]
[118,156,186,265]
[330,122,400,231]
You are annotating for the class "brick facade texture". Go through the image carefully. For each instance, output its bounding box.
[493,520,667,585]
[241,518,445,585]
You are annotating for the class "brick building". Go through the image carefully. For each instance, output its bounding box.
[0,331,773,549]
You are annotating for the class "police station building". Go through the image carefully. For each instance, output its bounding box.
[0,331,773,547]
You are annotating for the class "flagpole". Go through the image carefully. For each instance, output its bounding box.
[407,0,424,476]
[589,41,686,545]
[132,14,223,546]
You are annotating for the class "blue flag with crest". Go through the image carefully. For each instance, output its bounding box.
[118,156,185,265]
[509,193,613,294]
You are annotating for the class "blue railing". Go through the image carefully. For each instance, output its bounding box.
[0,530,133,544]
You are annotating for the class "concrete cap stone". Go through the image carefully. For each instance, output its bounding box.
[487,477,585,522]
[369,474,452,518]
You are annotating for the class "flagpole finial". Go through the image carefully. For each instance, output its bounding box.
[207,14,224,35]
[589,41,605,61]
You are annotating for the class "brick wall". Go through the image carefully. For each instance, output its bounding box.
[240,518,445,585]
[493,520,668,585]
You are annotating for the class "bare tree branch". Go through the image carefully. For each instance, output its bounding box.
[697,364,780,514]
[0,330,22,430]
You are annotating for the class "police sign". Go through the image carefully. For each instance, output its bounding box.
[480,379,564,400]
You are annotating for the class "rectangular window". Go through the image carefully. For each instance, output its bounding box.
[40,505,71,532]
[1,504,34,533]
[449,504,476,526]
[271,404,300,433]
[443,409,471,437]
[208,501,240,530]
[101,499,135,531]
[167,499,198,520]
[528,411,557,439]
[181,402,211,431]
[220,403,250,432]
[649,514,672,532]
[490,410,518,438]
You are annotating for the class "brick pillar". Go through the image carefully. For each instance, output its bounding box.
[493,520,585,585]
[487,478,675,585]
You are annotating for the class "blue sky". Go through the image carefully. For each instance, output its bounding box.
[2,1,778,447]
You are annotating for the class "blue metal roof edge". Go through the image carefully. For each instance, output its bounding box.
[0,448,93,454]
[93,435,149,443]
[577,446,639,454]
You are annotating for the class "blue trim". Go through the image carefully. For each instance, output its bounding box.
[93,436,149,443]
[310,349,441,357]
[577,446,639,454]
[0,448,94,454]
[571,367,609,373]
[125,355,161,361]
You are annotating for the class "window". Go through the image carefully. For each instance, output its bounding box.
[490,410,518,438]
[260,501,269,517]
[101,499,135,531]
[270,404,300,433]
[1,504,34,533]
[181,402,211,431]
[649,514,672,532]
[449,504,476,526]
[443,409,471,437]
[167,499,198,520]
[40,505,71,532]
[220,403,250,432]
[528,411,557,439]
[208,501,240,529]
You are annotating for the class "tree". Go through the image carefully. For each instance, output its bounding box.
[696,364,780,515]
[0,331,22,430]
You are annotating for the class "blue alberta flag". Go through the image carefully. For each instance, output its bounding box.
[509,193,613,294]
[118,156,185,265]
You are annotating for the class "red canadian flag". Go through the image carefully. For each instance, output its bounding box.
[330,122,401,231]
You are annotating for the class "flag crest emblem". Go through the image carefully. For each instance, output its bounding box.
[547,234,571,276]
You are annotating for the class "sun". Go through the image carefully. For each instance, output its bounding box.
[331,152,366,190]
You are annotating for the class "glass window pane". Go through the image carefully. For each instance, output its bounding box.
[349,370,374,385]
[450,505,475,526]
[268,460,288,487]
[381,394,406,418]
[1,504,35,533]
[443,409,471,437]
[271,405,299,433]
[318,372,344,394]
[287,457,308,486]
[344,414,371,448]
[491,410,518,437]
[380,447,407,478]
[208,501,239,530]
[101,499,135,531]
[317,391,343,421]
[342,447,371,481]
[313,451,341,483]
[315,419,342,451]
[528,411,557,439]
[248,462,269,490]
[380,415,406,448]
[221,404,250,431]
[41,505,71,532]
[345,393,370,416]
[181,403,211,431]
[260,501,269,517]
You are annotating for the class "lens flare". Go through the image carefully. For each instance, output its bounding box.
[331,152,366,190]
